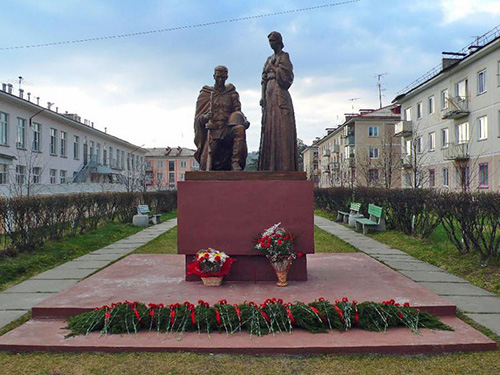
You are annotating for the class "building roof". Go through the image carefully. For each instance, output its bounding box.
[145,147,196,158]
[0,87,147,153]
[394,24,500,101]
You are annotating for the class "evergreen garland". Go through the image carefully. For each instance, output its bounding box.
[66,298,452,339]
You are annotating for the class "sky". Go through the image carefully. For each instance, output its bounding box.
[2,0,500,152]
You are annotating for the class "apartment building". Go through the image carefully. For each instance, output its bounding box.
[302,143,319,186]
[315,105,401,188]
[393,25,500,191]
[0,83,147,196]
[145,147,199,189]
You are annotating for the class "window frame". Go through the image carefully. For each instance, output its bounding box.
[429,132,436,151]
[50,128,57,155]
[417,102,423,119]
[369,146,379,159]
[0,112,8,146]
[479,163,489,188]
[477,69,487,95]
[16,118,26,149]
[368,126,379,137]
[428,95,435,114]
[441,128,449,148]
[478,116,488,141]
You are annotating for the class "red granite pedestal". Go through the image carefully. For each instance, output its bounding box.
[178,172,314,281]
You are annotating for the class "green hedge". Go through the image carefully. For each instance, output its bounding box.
[315,187,500,260]
[0,190,177,253]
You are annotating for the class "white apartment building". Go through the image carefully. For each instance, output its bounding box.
[394,25,500,191]
[0,83,147,196]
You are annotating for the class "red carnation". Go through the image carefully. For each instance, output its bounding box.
[215,256,221,262]
[296,252,303,258]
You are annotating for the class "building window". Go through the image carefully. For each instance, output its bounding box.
[405,107,412,121]
[416,137,423,153]
[441,128,449,148]
[60,170,67,184]
[428,95,435,114]
[50,128,57,154]
[17,118,26,148]
[73,136,79,159]
[131,154,135,170]
[180,172,185,181]
[180,161,187,168]
[405,139,412,155]
[442,167,449,187]
[192,160,199,170]
[417,102,423,119]
[121,151,125,169]
[456,122,469,144]
[32,167,41,184]
[146,161,152,169]
[97,143,102,164]
[103,149,107,166]
[368,126,379,137]
[50,169,57,184]
[60,131,67,157]
[368,169,379,183]
[455,166,470,189]
[429,132,435,151]
[157,173,163,182]
[455,79,467,100]
[157,160,163,168]
[31,123,41,151]
[429,169,435,188]
[0,164,7,184]
[116,149,120,168]
[478,116,488,140]
[479,164,488,188]
[169,160,175,171]
[477,69,487,95]
[109,146,113,166]
[404,172,412,187]
[126,153,130,170]
[441,89,449,110]
[369,146,379,159]
[169,171,175,183]
[0,112,8,145]
[16,165,25,184]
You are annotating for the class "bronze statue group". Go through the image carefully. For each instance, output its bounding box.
[194,31,298,172]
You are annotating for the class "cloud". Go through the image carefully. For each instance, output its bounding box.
[440,0,500,24]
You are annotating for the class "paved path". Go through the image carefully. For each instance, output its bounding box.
[0,218,177,330]
[314,215,500,336]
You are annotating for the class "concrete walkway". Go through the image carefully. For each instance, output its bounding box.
[315,215,500,336]
[0,218,177,330]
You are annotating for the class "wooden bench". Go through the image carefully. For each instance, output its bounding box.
[337,202,361,224]
[137,205,161,224]
[355,203,386,234]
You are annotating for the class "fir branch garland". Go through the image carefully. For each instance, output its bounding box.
[65,298,453,339]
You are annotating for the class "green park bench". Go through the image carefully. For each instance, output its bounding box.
[355,203,386,234]
[337,202,362,225]
[137,205,161,224]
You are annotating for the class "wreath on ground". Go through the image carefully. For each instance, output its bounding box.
[66,297,452,339]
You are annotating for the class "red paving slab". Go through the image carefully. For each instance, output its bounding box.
[0,316,495,354]
[32,254,455,319]
[1,254,496,354]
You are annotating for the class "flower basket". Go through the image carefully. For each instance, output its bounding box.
[186,248,234,287]
[254,223,303,287]
[201,276,224,287]
[267,255,294,287]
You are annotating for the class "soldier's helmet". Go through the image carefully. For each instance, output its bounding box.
[228,111,250,129]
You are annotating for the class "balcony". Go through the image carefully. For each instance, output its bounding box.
[329,162,340,170]
[345,135,355,145]
[401,154,413,168]
[394,121,412,137]
[442,96,470,119]
[322,149,331,157]
[443,142,469,161]
[346,156,355,168]
[332,144,340,153]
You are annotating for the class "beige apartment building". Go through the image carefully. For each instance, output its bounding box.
[393,26,500,191]
[315,105,401,188]
[145,147,199,189]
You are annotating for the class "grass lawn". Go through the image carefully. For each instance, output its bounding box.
[0,222,142,292]
[316,210,500,296]
[1,215,499,374]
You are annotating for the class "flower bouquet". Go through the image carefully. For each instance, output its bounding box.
[186,248,235,286]
[255,223,303,287]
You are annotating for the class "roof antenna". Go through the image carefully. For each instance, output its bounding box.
[348,97,360,112]
[373,73,387,108]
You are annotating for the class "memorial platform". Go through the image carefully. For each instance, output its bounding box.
[0,253,496,354]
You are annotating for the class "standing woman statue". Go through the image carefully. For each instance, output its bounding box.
[258,31,298,171]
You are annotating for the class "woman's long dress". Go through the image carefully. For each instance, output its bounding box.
[258,51,298,171]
